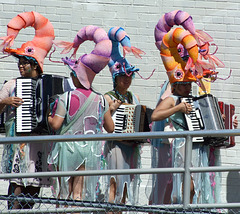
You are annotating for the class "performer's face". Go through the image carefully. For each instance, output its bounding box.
[70,71,84,89]
[173,83,192,97]
[18,58,32,77]
[115,74,132,90]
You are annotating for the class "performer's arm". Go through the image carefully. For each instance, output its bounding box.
[0,80,23,114]
[47,94,66,131]
[48,114,64,131]
[151,96,191,121]
[104,94,122,115]
[103,109,114,133]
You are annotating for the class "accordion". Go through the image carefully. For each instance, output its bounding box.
[181,94,228,146]
[218,101,235,148]
[0,80,8,133]
[0,111,5,133]
[112,104,152,134]
[15,74,75,134]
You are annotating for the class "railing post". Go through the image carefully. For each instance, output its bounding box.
[183,134,192,209]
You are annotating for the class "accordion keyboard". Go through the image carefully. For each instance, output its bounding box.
[181,97,204,143]
[112,104,142,133]
[16,78,37,133]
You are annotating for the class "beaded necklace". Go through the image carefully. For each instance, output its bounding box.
[114,89,132,104]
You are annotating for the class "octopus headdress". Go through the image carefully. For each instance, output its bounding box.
[155,10,224,86]
[53,25,112,89]
[0,11,55,73]
[108,27,145,85]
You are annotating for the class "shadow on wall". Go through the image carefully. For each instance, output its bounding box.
[226,171,240,212]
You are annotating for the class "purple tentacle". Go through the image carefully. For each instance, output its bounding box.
[165,10,179,27]
[155,10,196,46]
[71,25,112,74]
[175,10,195,35]
[61,26,112,89]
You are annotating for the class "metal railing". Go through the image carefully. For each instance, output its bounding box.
[0,128,240,213]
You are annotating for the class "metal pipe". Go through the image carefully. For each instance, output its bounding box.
[0,129,240,144]
[183,135,192,209]
[0,167,185,179]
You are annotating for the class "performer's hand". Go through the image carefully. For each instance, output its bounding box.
[109,99,122,115]
[233,116,238,129]
[2,97,24,108]
[222,114,226,122]
[179,102,192,114]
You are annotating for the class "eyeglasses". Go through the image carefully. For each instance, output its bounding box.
[18,61,30,67]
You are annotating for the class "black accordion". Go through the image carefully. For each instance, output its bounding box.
[181,94,228,147]
[0,111,5,133]
[15,74,74,134]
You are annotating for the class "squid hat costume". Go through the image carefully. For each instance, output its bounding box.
[108,27,145,87]
[53,25,112,89]
[154,10,224,86]
[0,11,55,73]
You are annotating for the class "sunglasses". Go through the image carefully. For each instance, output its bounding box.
[18,61,30,67]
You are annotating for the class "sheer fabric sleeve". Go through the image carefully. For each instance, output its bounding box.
[0,79,15,102]
[102,95,109,115]
[54,92,68,118]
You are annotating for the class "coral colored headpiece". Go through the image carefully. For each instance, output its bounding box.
[54,25,112,89]
[0,11,55,73]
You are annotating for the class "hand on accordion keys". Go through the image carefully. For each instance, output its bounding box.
[179,102,192,115]
[109,99,122,115]
[2,96,24,108]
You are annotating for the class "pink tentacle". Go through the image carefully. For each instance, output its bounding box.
[209,43,218,55]
[216,69,232,81]
[0,35,15,51]
[48,46,64,64]
[135,69,156,80]
[53,40,74,55]
[122,62,133,77]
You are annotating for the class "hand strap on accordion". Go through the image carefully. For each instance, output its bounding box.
[60,92,96,135]
[170,118,188,131]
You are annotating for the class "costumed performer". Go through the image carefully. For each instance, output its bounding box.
[103,27,145,205]
[0,11,55,209]
[47,25,114,202]
[149,10,227,205]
